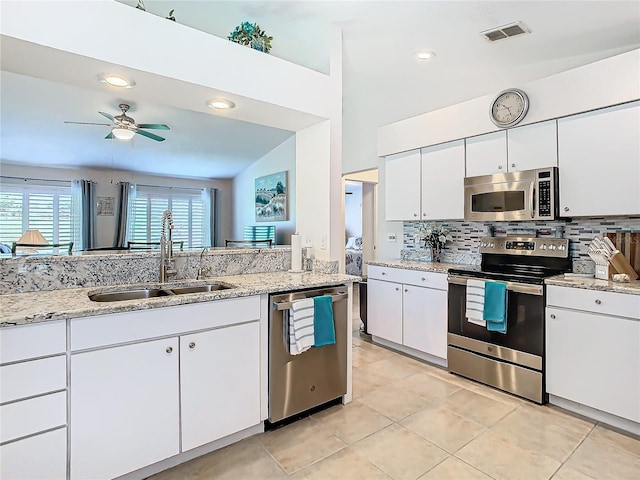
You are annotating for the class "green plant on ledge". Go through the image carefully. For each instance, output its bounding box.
[228,21,273,53]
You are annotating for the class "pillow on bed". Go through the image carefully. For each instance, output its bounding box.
[354,237,362,249]
[345,236,357,249]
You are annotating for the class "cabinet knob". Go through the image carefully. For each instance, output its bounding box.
[595,299,602,305]
[414,213,418,217]
[564,207,570,212]
[511,163,516,168]
[395,287,400,291]
[498,165,503,170]
[550,314,556,319]
[421,277,426,281]
[166,346,173,354]
[404,289,408,292]
[422,213,426,217]
[189,342,196,349]
[381,272,386,275]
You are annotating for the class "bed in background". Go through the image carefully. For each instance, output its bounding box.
[345,236,363,276]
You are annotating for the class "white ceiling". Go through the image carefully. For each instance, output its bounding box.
[1,0,639,178]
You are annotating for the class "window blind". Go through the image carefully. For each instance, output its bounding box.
[0,183,73,244]
[127,186,209,248]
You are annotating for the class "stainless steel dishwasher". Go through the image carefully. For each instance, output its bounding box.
[268,286,348,424]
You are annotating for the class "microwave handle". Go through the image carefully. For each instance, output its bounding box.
[530,182,535,219]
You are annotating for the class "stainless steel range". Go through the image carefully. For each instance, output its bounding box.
[447,236,571,403]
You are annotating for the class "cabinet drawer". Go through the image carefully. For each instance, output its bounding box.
[368,265,447,290]
[0,427,67,480]
[547,286,640,319]
[0,355,66,403]
[0,321,66,365]
[71,296,261,351]
[0,391,66,443]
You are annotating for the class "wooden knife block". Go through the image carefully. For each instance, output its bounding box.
[605,232,640,279]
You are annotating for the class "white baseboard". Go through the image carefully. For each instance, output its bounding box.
[548,394,640,436]
[370,336,447,368]
[117,423,265,480]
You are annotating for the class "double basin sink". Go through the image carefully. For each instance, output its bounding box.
[89,283,232,302]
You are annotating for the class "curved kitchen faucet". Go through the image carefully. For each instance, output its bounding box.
[160,210,177,282]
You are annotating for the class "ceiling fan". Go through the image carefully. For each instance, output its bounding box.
[64,103,170,142]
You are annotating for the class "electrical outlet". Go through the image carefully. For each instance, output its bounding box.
[321,235,327,250]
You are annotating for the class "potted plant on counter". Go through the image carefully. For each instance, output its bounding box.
[419,223,453,262]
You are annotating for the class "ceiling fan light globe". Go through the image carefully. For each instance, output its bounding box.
[112,127,136,141]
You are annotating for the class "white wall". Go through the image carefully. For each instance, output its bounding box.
[0,163,232,248]
[232,137,296,245]
[344,181,362,239]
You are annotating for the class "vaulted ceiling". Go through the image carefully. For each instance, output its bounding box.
[1,1,638,178]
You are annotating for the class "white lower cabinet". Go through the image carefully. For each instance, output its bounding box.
[546,286,640,424]
[0,427,67,480]
[368,266,448,361]
[70,338,181,480]
[181,322,261,451]
[403,285,447,359]
[368,278,403,344]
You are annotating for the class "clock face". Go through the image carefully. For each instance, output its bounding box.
[491,89,529,127]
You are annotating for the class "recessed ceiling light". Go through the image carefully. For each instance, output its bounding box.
[98,74,136,88]
[416,50,436,60]
[207,98,235,110]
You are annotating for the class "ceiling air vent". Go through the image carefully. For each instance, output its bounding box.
[481,22,530,42]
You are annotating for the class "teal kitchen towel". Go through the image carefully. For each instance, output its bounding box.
[313,295,336,347]
[484,281,507,334]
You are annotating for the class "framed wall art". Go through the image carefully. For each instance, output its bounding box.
[255,171,287,222]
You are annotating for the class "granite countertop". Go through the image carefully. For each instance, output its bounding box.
[545,275,640,295]
[0,271,359,327]
[367,259,478,274]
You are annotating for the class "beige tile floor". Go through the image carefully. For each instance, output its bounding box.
[150,291,640,480]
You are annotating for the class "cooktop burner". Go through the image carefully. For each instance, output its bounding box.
[449,236,572,283]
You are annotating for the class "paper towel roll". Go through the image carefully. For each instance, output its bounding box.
[291,234,302,271]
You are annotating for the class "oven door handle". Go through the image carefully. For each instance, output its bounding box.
[447,275,543,296]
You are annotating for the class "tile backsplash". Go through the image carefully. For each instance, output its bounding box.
[402,216,640,272]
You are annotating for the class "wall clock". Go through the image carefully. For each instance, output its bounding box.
[490,88,529,128]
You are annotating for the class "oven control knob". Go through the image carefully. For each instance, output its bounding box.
[550,245,557,250]
[541,244,547,250]
[482,242,487,247]
[489,242,495,248]
[559,245,566,251]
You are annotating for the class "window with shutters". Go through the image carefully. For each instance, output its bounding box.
[127,186,209,248]
[0,182,74,245]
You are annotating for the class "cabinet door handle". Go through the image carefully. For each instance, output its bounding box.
[498,165,503,170]
[421,277,426,281]
[395,287,400,291]
[595,299,602,305]
[550,314,556,319]
[166,346,173,354]
[422,213,426,217]
[189,342,196,349]
[511,163,516,168]
[404,289,408,292]
[413,213,418,217]
[381,272,386,276]
[564,207,570,212]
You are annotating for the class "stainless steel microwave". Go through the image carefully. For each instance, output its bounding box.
[464,167,558,222]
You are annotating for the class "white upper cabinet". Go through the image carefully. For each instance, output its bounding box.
[465,131,507,177]
[421,140,465,220]
[385,149,421,221]
[507,120,558,172]
[558,101,640,217]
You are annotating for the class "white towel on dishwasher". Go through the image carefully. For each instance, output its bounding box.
[466,279,486,327]
[289,298,315,355]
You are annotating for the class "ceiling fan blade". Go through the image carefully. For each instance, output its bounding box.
[137,123,170,130]
[105,132,115,140]
[99,111,115,121]
[64,121,112,126]
[135,129,165,142]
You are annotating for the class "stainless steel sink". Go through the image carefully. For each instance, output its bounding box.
[89,288,174,302]
[88,283,232,302]
[169,284,232,294]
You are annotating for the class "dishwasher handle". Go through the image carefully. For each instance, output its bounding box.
[273,292,348,311]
